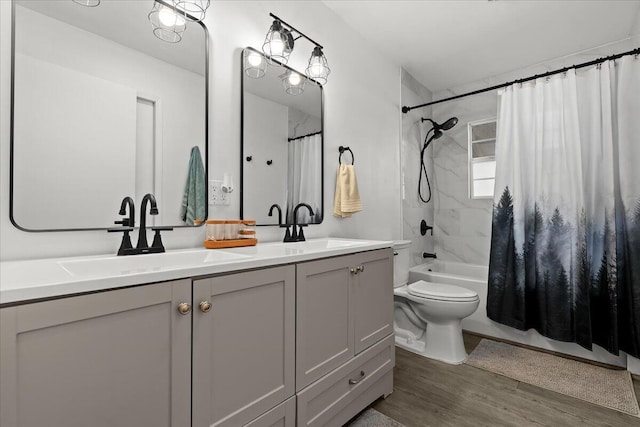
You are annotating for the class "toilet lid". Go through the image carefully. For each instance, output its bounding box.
[408,280,478,302]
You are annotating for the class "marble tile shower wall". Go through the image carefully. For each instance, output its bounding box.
[401,70,434,268]
[431,92,497,266]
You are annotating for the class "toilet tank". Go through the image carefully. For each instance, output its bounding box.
[393,240,412,288]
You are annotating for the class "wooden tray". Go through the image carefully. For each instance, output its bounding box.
[203,238,257,249]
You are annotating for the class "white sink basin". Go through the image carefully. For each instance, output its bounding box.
[58,249,250,277]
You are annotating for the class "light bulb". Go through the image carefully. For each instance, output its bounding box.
[159,6,185,27]
[270,39,284,56]
[308,59,324,78]
[288,73,302,86]
[247,52,263,67]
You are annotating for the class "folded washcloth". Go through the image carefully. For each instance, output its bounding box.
[333,164,363,218]
[180,146,206,226]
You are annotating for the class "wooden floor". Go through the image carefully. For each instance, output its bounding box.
[368,333,640,427]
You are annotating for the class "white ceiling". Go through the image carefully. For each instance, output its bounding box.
[323,0,640,92]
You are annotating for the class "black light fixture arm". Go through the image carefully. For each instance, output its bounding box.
[269,13,323,49]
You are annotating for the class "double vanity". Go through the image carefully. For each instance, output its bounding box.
[0,238,395,427]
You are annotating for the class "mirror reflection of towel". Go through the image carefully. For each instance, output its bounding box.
[333,164,362,218]
[181,146,206,226]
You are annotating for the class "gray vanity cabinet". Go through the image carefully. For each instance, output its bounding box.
[296,254,355,390]
[352,249,394,354]
[0,279,192,427]
[295,249,395,426]
[296,249,394,390]
[192,266,296,427]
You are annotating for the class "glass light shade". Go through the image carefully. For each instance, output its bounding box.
[281,71,306,95]
[72,0,100,6]
[243,50,267,79]
[305,47,330,85]
[172,0,210,22]
[262,20,293,64]
[149,2,186,43]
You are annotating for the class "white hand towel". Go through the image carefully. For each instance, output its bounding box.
[333,164,362,218]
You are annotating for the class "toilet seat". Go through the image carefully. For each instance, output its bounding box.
[408,280,479,302]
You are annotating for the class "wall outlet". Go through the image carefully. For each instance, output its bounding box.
[209,180,230,206]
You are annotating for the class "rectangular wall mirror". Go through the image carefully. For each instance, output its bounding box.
[241,47,323,226]
[10,0,208,231]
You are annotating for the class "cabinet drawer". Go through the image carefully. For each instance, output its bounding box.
[296,334,394,427]
[244,396,296,427]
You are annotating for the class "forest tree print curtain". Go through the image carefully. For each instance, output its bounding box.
[487,55,640,357]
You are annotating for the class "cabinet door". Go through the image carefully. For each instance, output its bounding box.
[0,280,192,427]
[296,255,355,390]
[192,266,295,427]
[353,249,394,354]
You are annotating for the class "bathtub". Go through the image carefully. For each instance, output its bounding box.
[407,260,626,367]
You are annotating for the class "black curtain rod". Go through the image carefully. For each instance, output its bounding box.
[402,47,640,114]
[288,131,321,142]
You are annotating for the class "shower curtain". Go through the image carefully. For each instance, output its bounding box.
[487,55,640,357]
[287,133,322,223]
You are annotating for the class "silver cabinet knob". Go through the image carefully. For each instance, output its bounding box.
[199,301,212,313]
[357,265,365,273]
[177,302,191,315]
[350,267,357,275]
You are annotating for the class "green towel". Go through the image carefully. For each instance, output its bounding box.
[181,146,206,226]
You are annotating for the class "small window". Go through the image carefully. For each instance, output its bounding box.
[468,118,497,199]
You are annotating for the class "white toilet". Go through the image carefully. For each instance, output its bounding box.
[393,240,479,364]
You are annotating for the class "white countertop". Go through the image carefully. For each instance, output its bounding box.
[0,238,393,305]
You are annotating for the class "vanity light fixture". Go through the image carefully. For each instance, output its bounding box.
[281,70,306,95]
[261,13,330,85]
[172,0,210,23]
[72,0,100,6]
[244,49,267,78]
[149,1,186,43]
[305,46,330,85]
[262,20,294,65]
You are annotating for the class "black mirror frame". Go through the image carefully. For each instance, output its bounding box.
[9,0,209,232]
[239,46,324,226]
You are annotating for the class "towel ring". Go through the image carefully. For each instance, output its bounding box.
[338,146,354,165]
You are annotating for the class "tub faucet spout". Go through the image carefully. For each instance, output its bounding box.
[423,252,437,259]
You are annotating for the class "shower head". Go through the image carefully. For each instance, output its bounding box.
[421,116,459,145]
[440,117,458,130]
[421,116,459,133]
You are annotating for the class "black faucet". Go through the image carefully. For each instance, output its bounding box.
[137,193,159,250]
[115,197,135,228]
[109,194,171,255]
[291,203,314,242]
[423,252,437,259]
[268,204,283,225]
[270,203,294,243]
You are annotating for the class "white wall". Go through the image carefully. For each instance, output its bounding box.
[0,0,402,260]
